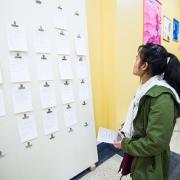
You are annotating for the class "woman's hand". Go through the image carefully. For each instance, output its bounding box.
[113,140,122,149]
[113,131,125,149]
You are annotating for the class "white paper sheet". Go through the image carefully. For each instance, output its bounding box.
[0,68,3,84]
[39,82,56,108]
[33,29,50,53]
[61,81,74,104]
[74,34,87,56]
[72,9,86,35]
[42,108,59,135]
[17,113,38,143]
[56,30,71,55]
[63,104,77,127]
[7,25,28,51]
[97,128,121,144]
[59,57,73,79]
[78,80,89,100]
[12,84,33,113]
[54,9,68,30]
[37,58,53,80]
[9,55,31,82]
[0,87,6,117]
[76,59,88,78]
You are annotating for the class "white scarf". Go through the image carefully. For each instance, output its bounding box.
[121,75,180,138]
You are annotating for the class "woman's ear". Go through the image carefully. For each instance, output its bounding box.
[141,62,149,71]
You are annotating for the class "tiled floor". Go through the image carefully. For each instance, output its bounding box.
[72,118,180,180]
[80,155,131,180]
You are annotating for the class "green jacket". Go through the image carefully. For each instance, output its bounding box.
[121,86,180,180]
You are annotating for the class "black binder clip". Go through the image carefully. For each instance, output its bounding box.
[36,0,42,4]
[68,128,73,133]
[50,134,55,140]
[64,81,69,85]
[75,11,80,16]
[0,151,5,158]
[66,104,71,109]
[44,82,50,87]
[22,114,29,119]
[84,122,88,127]
[15,52,22,59]
[11,21,19,27]
[18,84,25,90]
[77,34,81,39]
[62,56,67,61]
[38,26,44,32]
[82,101,87,106]
[81,80,85,84]
[79,57,83,61]
[60,30,65,36]
[25,142,32,148]
[47,108,52,113]
[41,54,47,60]
[58,5,63,10]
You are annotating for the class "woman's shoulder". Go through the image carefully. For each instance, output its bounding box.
[138,86,175,112]
[145,85,175,98]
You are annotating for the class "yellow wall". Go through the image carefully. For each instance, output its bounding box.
[86,0,180,134]
[115,0,143,129]
[86,0,105,131]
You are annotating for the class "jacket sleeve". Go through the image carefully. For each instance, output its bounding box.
[121,94,175,157]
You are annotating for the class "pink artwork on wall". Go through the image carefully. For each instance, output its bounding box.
[144,0,162,44]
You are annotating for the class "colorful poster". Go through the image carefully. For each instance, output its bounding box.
[144,0,162,44]
[163,16,171,42]
[173,18,179,42]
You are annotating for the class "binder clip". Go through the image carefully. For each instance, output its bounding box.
[50,134,55,140]
[58,5,63,10]
[25,142,32,148]
[44,82,50,87]
[41,54,47,60]
[11,21,19,27]
[81,80,85,84]
[0,151,6,158]
[64,81,69,85]
[18,84,25,90]
[38,26,44,32]
[36,0,42,4]
[15,52,22,59]
[22,114,29,119]
[84,122,88,127]
[66,104,71,109]
[77,34,81,39]
[47,108,52,113]
[68,128,73,133]
[82,101,87,106]
[62,56,67,61]
[75,11,79,16]
[79,57,83,61]
[60,30,65,36]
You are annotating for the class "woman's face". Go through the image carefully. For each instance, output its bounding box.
[133,53,148,76]
[133,53,143,76]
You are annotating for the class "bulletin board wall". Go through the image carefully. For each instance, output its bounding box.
[0,0,98,180]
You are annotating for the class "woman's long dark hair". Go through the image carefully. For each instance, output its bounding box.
[138,43,180,97]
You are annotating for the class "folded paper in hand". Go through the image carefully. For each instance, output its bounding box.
[97,127,122,144]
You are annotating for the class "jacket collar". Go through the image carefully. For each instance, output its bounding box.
[145,85,176,98]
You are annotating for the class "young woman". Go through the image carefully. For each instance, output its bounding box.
[114,43,180,180]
